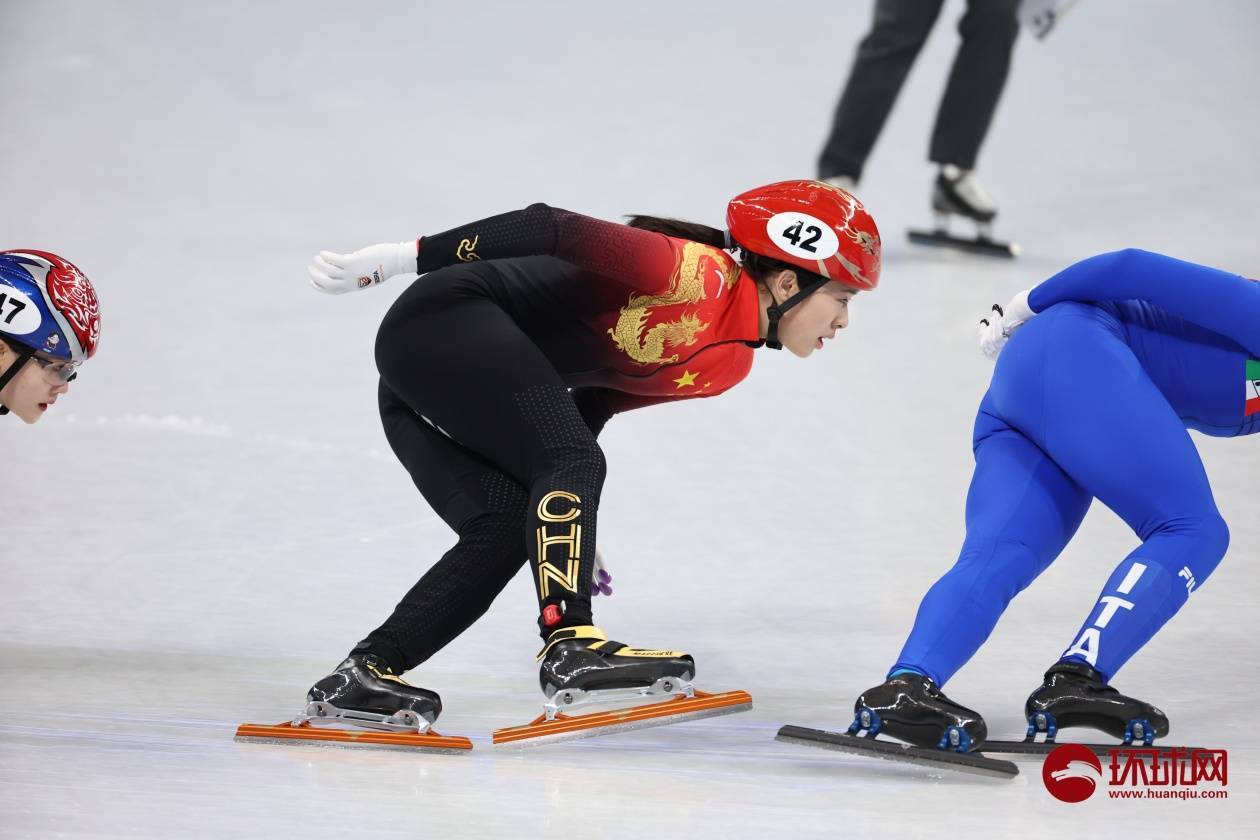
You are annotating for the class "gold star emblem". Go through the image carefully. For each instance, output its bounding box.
[672,370,699,389]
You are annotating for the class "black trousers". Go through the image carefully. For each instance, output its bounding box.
[817,0,1019,181]
[357,264,606,673]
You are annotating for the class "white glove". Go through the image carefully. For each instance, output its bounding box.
[978,289,1036,360]
[308,240,418,295]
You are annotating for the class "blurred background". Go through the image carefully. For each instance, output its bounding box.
[2,1,1257,837]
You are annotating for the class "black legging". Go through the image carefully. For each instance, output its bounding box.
[818,0,1020,180]
[357,264,606,673]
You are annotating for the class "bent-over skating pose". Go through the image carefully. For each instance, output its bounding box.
[241,181,882,748]
[852,249,1257,756]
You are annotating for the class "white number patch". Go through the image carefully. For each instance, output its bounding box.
[0,286,42,335]
[766,212,839,262]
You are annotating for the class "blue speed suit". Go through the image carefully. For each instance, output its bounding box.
[893,249,1259,686]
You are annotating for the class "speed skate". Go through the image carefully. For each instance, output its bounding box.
[908,164,1019,258]
[492,625,752,747]
[235,701,473,753]
[235,652,472,752]
[777,673,1017,779]
[982,661,1192,756]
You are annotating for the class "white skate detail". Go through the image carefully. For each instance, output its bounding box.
[1051,760,1102,788]
[294,701,434,734]
[542,676,695,721]
[1063,562,1147,665]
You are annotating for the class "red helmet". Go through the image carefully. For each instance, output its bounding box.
[726,180,881,290]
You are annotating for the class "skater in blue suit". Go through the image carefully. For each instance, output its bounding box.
[852,248,1258,752]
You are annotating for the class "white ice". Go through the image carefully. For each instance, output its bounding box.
[1,1,1257,837]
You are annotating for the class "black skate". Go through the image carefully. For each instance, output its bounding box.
[776,674,1016,779]
[493,626,751,747]
[1026,661,1168,744]
[909,165,1019,258]
[849,673,988,752]
[983,661,1177,757]
[235,653,472,752]
[300,653,442,732]
[538,624,695,700]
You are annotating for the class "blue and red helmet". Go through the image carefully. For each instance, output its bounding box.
[0,250,100,362]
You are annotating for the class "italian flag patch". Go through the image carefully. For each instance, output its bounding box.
[1247,359,1260,416]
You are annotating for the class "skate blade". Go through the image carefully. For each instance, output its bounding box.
[907,229,1020,258]
[776,724,1018,779]
[982,739,1201,757]
[492,689,752,748]
[234,721,473,753]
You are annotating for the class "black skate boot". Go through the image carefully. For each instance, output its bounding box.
[909,164,1018,257]
[537,625,694,702]
[850,672,988,753]
[1025,661,1169,745]
[491,626,749,746]
[933,164,998,224]
[302,653,442,733]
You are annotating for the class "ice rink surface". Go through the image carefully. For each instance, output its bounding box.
[2,1,1258,837]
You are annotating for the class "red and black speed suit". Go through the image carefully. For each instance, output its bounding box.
[359,204,763,673]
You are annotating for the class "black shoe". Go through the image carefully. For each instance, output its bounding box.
[1025,661,1169,744]
[932,164,998,223]
[537,625,693,697]
[852,673,988,753]
[307,653,441,724]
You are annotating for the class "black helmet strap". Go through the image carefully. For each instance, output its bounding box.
[0,340,36,416]
[763,275,830,350]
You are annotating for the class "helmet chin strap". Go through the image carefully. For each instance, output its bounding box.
[0,343,36,416]
[763,277,830,350]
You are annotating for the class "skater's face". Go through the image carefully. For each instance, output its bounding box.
[764,271,854,358]
[0,341,73,424]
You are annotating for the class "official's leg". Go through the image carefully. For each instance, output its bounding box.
[819,0,946,181]
[928,0,1020,168]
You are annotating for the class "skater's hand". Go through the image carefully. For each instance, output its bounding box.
[978,289,1035,360]
[308,241,418,295]
[591,549,613,597]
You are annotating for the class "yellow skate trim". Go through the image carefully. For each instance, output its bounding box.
[535,626,686,660]
[536,625,607,660]
[364,660,411,686]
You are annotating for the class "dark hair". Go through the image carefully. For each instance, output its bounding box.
[625,214,828,288]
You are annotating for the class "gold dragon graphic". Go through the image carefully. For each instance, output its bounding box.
[607,242,737,365]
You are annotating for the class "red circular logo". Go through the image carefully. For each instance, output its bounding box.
[1042,744,1103,803]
